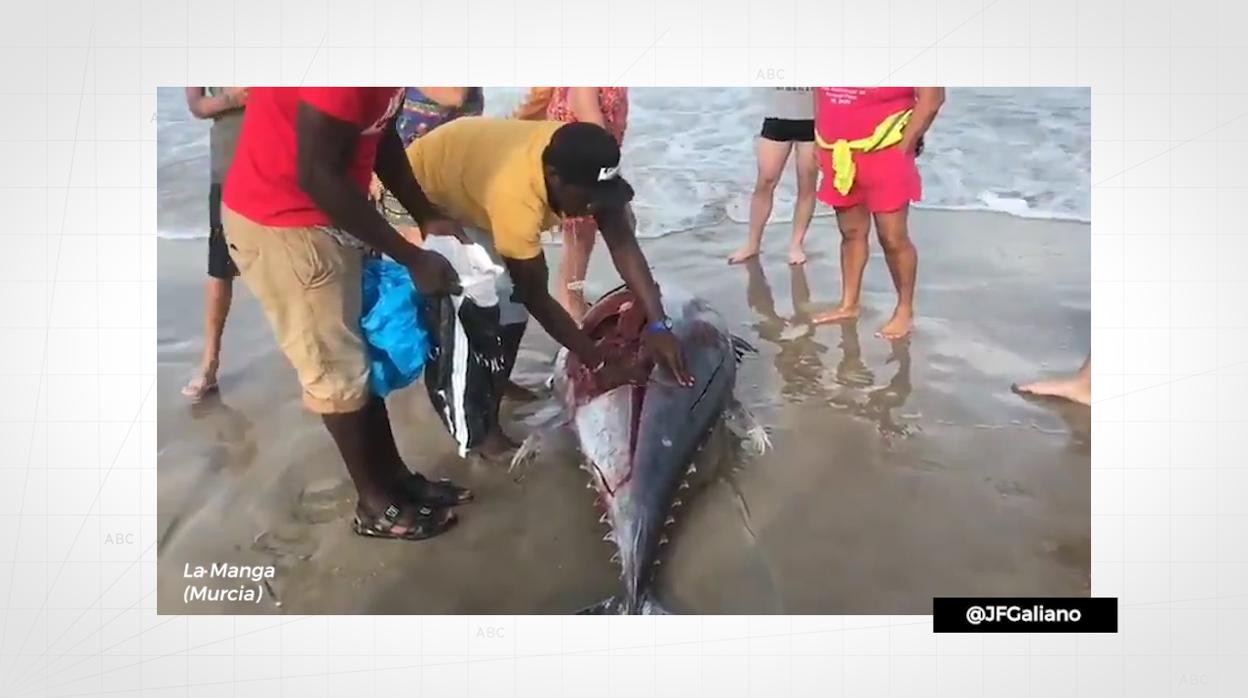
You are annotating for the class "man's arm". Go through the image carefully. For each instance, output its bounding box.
[185,87,244,120]
[596,205,694,385]
[372,119,449,227]
[595,205,665,324]
[507,254,599,363]
[295,101,459,294]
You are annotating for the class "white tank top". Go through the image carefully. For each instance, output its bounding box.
[765,87,814,121]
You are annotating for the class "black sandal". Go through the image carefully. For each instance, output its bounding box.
[351,501,457,541]
[405,472,474,507]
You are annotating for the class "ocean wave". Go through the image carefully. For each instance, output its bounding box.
[157,86,1090,241]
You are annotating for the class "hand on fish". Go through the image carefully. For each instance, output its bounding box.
[592,360,648,392]
[579,333,694,391]
[643,330,695,387]
[579,340,647,392]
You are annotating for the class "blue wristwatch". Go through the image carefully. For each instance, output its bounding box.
[646,317,673,334]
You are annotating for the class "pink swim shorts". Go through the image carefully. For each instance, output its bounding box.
[816,146,922,213]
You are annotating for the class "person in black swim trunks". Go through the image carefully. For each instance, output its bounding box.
[728,87,819,266]
[181,87,248,401]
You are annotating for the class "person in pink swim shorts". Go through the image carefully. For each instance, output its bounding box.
[811,87,944,340]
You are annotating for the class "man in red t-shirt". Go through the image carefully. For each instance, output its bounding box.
[222,87,467,542]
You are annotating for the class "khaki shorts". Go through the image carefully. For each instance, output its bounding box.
[223,206,369,414]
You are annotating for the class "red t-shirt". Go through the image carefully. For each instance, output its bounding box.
[223,87,405,227]
[814,87,916,142]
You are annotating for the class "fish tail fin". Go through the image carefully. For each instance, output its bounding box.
[639,597,673,615]
[575,597,620,615]
[575,596,672,615]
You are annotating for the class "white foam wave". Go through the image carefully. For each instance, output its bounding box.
[157,228,209,240]
[158,87,1090,241]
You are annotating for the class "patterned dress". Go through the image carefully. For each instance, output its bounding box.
[395,87,485,148]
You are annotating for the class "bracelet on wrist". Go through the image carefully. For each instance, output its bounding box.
[646,317,673,334]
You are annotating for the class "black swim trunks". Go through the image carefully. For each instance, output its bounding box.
[207,182,238,280]
[760,117,814,143]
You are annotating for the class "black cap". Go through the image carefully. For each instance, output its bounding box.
[544,122,635,209]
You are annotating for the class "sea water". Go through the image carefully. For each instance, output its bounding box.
[157,86,1089,241]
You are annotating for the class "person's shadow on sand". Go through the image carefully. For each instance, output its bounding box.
[743,259,833,403]
[161,393,259,554]
[189,392,258,473]
[741,258,914,439]
[828,316,914,440]
[855,338,914,440]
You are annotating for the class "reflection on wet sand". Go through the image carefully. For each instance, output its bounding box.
[744,259,830,402]
[743,259,914,439]
[160,393,258,554]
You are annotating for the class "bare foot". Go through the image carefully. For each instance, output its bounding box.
[181,362,219,401]
[728,245,761,264]
[503,380,540,403]
[876,309,913,340]
[811,304,860,324]
[1013,376,1091,406]
[788,245,807,265]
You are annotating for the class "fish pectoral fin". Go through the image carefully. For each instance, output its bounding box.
[725,400,772,455]
[508,432,545,473]
[730,334,759,361]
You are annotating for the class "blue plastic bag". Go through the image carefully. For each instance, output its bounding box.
[360,257,430,398]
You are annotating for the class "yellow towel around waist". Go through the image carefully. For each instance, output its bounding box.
[814,109,913,195]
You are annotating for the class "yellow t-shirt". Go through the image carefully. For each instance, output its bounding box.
[406,117,563,260]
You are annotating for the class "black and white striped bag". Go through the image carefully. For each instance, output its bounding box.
[419,237,508,456]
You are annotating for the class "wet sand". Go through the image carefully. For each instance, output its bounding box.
[157,209,1090,614]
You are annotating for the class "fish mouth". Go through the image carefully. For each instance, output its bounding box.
[564,287,655,497]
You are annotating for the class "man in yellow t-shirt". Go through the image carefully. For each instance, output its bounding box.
[406,117,693,392]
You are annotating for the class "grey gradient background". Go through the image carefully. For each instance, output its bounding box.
[1,0,1246,696]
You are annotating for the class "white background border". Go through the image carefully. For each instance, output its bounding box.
[2,0,1246,695]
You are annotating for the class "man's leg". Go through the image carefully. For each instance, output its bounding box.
[364,395,474,504]
[184,183,236,399]
[873,207,917,339]
[729,137,792,264]
[500,321,527,383]
[475,321,527,456]
[467,225,538,403]
[365,395,410,477]
[182,277,232,393]
[500,323,538,401]
[322,407,396,507]
[812,204,871,324]
[1015,356,1092,406]
[224,210,454,536]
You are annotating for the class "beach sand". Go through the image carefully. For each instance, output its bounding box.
[156,209,1090,614]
